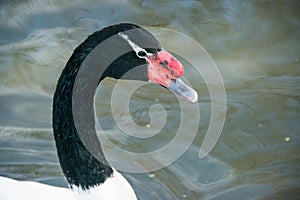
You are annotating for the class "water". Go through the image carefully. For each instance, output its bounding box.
[0,0,299,199]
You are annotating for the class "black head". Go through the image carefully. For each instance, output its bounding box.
[86,23,162,83]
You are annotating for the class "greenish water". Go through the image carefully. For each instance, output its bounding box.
[0,1,299,199]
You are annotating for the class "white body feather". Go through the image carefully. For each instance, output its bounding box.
[0,170,137,200]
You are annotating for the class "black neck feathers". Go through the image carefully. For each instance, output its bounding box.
[52,23,160,189]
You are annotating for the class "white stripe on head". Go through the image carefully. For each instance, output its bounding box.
[118,32,153,60]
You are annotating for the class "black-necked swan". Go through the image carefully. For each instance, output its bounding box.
[0,23,197,200]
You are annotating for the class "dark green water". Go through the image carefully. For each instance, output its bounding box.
[0,1,299,199]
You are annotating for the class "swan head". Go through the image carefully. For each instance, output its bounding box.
[118,29,198,103]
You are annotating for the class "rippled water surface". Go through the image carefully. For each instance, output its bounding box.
[0,1,299,199]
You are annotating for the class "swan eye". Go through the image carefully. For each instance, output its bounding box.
[137,51,147,57]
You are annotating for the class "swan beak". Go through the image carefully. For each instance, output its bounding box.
[169,78,198,103]
[147,50,198,103]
